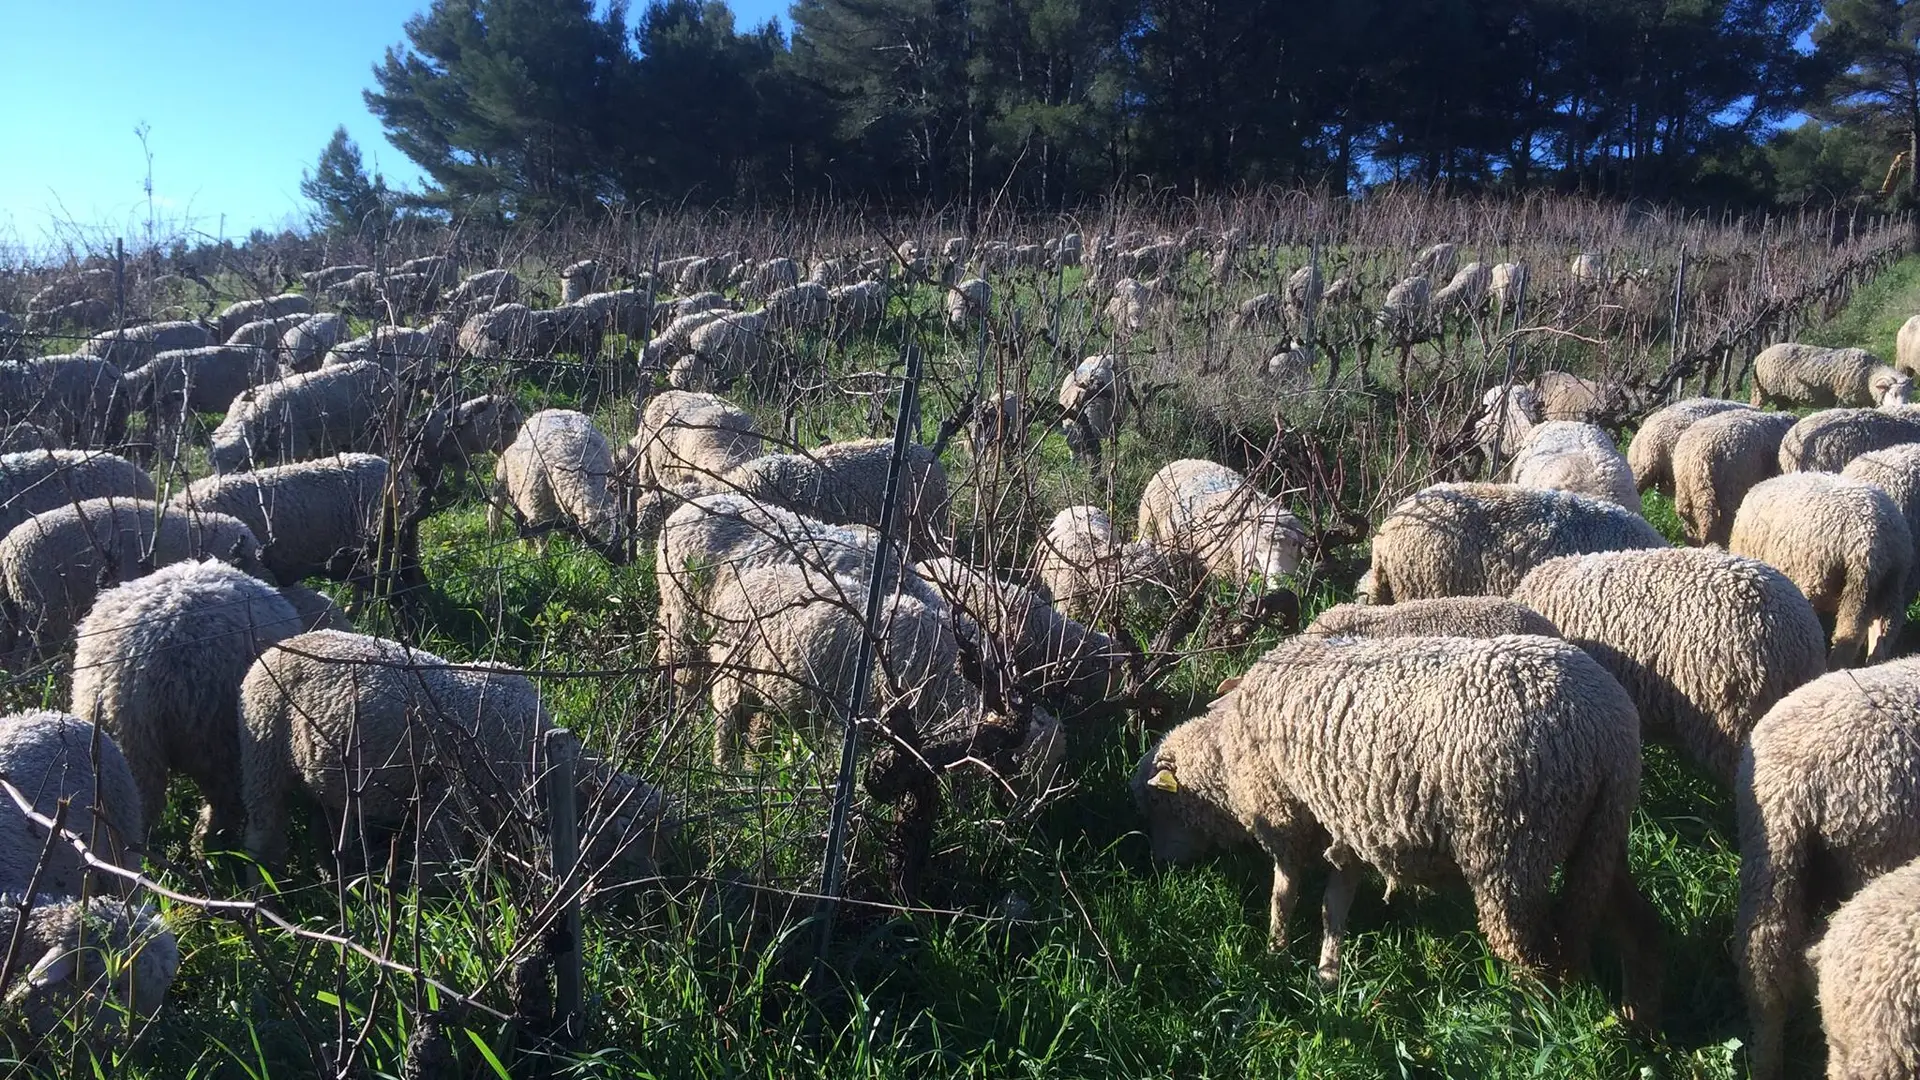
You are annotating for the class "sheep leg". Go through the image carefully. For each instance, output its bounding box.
[709,667,747,768]
[1316,860,1361,988]
[1604,868,1666,1031]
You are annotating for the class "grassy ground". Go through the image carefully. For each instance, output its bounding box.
[11,255,1920,1078]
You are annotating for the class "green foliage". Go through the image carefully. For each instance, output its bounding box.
[299,127,391,236]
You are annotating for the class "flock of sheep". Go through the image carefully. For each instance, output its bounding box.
[0,230,1914,1077]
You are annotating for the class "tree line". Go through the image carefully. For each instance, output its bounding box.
[301,0,1920,228]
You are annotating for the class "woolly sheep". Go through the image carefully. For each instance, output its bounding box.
[968,390,1023,457]
[445,269,519,315]
[743,258,799,300]
[1533,370,1631,425]
[1133,634,1660,1018]
[1364,482,1665,603]
[1489,262,1527,310]
[1670,409,1797,547]
[1379,276,1431,341]
[1570,252,1607,285]
[1137,459,1305,597]
[1842,443,1920,600]
[686,310,772,385]
[1898,314,1920,380]
[490,410,622,551]
[560,259,600,303]
[123,345,262,414]
[0,894,179,1048]
[78,321,212,369]
[1231,292,1282,334]
[1474,384,1546,465]
[301,265,370,292]
[1411,242,1460,279]
[1058,353,1128,463]
[279,312,347,373]
[1776,407,1920,474]
[1808,856,1920,1080]
[0,356,130,449]
[223,312,310,363]
[1033,505,1169,622]
[947,278,991,331]
[172,454,389,585]
[1303,597,1558,639]
[762,282,831,332]
[828,280,889,337]
[394,254,456,282]
[1322,276,1361,308]
[643,309,727,370]
[215,294,311,338]
[0,711,144,897]
[623,390,761,489]
[208,360,395,475]
[237,630,671,877]
[0,499,263,666]
[0,451,154,543]
[419,393,524,475]
[1511,547,1825,783]
[1284,264,1322,323]
[1729,472,1911,668]
[716,439,950,556]
[1508,420,1638,509]
[68,560,308,848]
[1737,658,1920,1080]
[914,556,1124,702]
[700,562,1043,773]
[323,324,448,375]
[457,303,542,359]
[1627,397,1753,495]
[1105,277,1172,335]
[1752,343,1911,410]
[653,492,942,685]
[569,289,652,338]
[1431,261,1491,313]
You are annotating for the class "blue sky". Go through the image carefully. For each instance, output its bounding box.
[0,0,790,252]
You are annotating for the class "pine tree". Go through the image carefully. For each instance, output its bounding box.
[300,127,390,235]
[1813,0,1920,240]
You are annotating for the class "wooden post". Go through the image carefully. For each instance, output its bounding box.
[543,727,583,1045]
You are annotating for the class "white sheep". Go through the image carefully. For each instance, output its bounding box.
[1057,354,1128,464]
[1508,420,1638,510]
[68,560,309,850]
[947,278,991,331]
[279,312,347,373]
[172,454,390,585]
[123,345,263,415]
[1776,407,1920,474]
[0,356,131,449]
[0,451,155,540]
[828,281,889,337]
[1033,505,1169,622]
[1752,343,1911,410]
[208,361,397,474]
[1809,856,1920,1080]
[0,893,179,1049]
[490,410,622,552]
[0,711,144,897]
[1670,409,1797,547]
[215,294,312,338]
[1137,460,1304,597]
[716,439,950,556]
[79,321,213,369]
[1489,262,1528,311]
[623,390,761,489]
[1626,397,1753,495]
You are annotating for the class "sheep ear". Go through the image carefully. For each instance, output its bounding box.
[27,947,74,989]
[1215,676,1243,695]
[1147,767,1180,793]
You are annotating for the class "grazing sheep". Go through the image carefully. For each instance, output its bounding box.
[0,894,179,1048]
[1489,262,1528,311]
[323,324,448,376]
[490,410,622,551]
[123,345,263,414]
[1842,442,1920,600]
[419,393,524,475]
[1670,409,1797,547]
[79,321,213,369]
[569,289,652,338]
[1512,546,1825,783]
[1231,292,1282,334]
[1033,505,1169,622]
[642,309,728,370]
[1379,276,1432,341]
[1322,276,1361,308]
[1729,472,1912,668]
[1411,242,1460,279]
[1569,252,1607,285]
[1474,384,1546,465]
[1627,397,1753,495]
[301,265,370,292]
[1364,483,1666,603]
[215,295,312,338]
[1265,343,1315,384]
[716,439,950,556]
[172,454,389,585]
[969,390,1023,457]
[1303,597,1558,639]
[457,303,544,359]
[560,259,600,303]
[1508,420,1638,509]
[0,452,154,543]
[1137,459,1305,597]
[0,356,130,449]
[0,499,263,666]
[445,269,520,316]
[1776,407,1920,474]
[1133,634,1660,1020]
[1106,277,1173,335]
[1533,370,1632,425]
[761,281,831,332]
[237,630,671,877]
[1808,857,1920,1080]
[68,560,308,849]
[223,313,310,364]
[1432,261,1492,313]
[701,562,1028,769]
[623,390,761,489]
[0,711,144,896]
[208,361,397,474]
[1897,314,1920,381]
[743,258,799,300]
[1058,353,1128,464]
[828,281,889,337]
[1752,343,1911,410]
[279,313,347,373]
[947,278,991,331]
[1738,658,1920,1080]
[1284,264,1323,323]
[686,310,772,385]
[914,556,1124,702]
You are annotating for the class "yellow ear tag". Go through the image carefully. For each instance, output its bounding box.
[1148,768,1180,793]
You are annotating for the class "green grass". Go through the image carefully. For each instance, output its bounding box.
[10,254,1911,1078]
